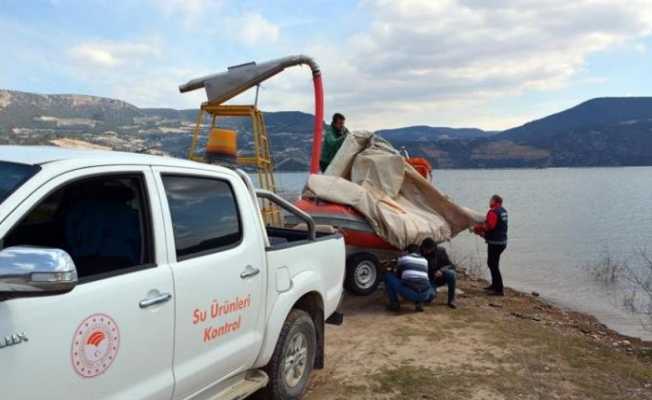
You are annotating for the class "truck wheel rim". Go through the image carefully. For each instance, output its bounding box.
[355,261,377,290]
[283,331,308,388]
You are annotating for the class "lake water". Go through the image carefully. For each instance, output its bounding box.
[267,167,652,340]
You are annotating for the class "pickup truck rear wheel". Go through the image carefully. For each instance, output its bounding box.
[262,309,316,400]
[345,253,381,296]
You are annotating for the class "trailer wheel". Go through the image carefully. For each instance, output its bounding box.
[345,253,381,296]
[261,309,316,400]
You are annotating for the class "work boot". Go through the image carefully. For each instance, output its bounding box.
[447,301,457,309]
[483,285,495,291]
[415,302,424,312]
[386,303,400,312]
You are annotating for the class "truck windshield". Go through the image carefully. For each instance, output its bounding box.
[0,161,40,205]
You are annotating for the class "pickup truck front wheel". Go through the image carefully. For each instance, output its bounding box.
[263,309,316,400]
[345,253,381,296]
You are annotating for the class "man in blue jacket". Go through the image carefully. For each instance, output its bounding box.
[474,194,509,296]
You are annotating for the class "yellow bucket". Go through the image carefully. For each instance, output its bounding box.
[206,128,237,158]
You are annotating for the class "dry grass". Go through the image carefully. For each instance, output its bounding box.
[584,249,652,332]
[305,274,652,400]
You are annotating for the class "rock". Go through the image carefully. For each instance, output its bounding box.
[511,312,542,322]
[531,291,540,297]
[622,340,631,346]
[489,303,503,308]
[455,289,465,296]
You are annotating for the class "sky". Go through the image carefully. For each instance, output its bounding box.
[1,0,651,131]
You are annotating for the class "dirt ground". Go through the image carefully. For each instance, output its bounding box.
[305,272,652,400]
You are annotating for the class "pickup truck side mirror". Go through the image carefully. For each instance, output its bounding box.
[0,246,78,300]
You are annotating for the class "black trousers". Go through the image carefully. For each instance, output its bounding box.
[487,244,506,293]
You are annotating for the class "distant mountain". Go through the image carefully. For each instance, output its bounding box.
[379,97,652,168]
[140,108,198,121]
[377,126,495,142]
[500,97,652,145]
[487,97,652,167]
[2,89,652,169]
[0,90,140,130]
[537,119,652,166]
[0,89,319,170]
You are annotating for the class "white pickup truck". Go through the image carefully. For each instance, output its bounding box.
[0,146,345,400]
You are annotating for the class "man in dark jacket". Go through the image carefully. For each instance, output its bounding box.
[385,245,435,312]
[319,113,349,172]
[420,238,458,309]
[474,194,508,296]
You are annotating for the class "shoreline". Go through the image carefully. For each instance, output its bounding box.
[272,165,652,173]
[499,275,652,343]
[462,270,652,350]
[306,269,652,399]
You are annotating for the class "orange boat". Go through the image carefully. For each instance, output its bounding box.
[295,155,432,295]
[177,55,432,296]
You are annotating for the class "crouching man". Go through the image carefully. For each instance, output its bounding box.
[420,238,458,309]
[385,245,434,312]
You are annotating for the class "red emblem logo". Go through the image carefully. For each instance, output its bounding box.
[71,313,120,378]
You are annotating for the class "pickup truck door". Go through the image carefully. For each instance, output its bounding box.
[153,167,267,399]
[0,166,175,400]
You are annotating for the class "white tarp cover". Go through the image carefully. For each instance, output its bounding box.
[305,131,483,249]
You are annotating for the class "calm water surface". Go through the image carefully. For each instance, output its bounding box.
[264,167,652,340]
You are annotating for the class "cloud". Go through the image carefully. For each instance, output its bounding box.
[69,45,119,68]
[362,1,648,93]
[152,0,225,28]
[268,0,652,129]
[69,41,161,69]
[634,42,648,54]
[110,68,209,108]
[65,38,207,108]
[11,0,651,131]
[231,13,280,46]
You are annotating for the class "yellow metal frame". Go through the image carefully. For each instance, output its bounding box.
[188,103,282,226]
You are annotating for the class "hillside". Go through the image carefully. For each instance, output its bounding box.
[2,90,652,169]
[380,97,652,168]
[377,126,495,142]
[0,90,318,170]
[500,97,652,145]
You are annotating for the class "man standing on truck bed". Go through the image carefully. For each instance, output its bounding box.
[474,194,508,296]
[320,113,349,172]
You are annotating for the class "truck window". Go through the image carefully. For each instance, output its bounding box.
[2,174,153,280]
[0,161,40,205]
[162,175,242,260]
